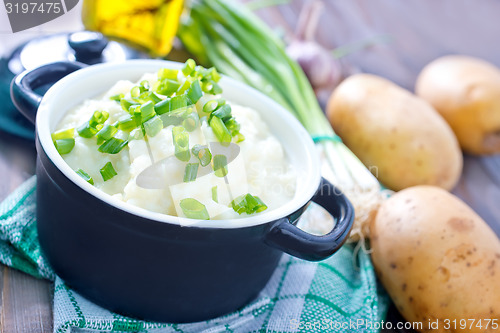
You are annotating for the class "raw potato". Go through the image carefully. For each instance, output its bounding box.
[371,186,500,333]
[416,55,500,155]
[327,74,462,191]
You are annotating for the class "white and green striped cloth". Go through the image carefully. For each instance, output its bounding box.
[0,176,388,333]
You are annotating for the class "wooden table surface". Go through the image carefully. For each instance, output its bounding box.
[0,1,499,332]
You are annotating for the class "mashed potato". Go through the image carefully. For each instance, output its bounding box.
[56,72,296,220]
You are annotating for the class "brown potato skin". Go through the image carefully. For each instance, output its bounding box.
[371,186,500,333]
[327,74,462,191]
[416,55,500,155]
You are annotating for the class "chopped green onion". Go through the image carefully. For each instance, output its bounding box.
[209,116,232,143]
[211,186,218,203]
[139,101,156,123]
[140,80,150,90]
[182,112,199,132]
[156,78,181,96]
[155,94,189,115]
[109,93,124,102]
[180,198,210,220]
[100,162,117,181]
[210,82,223,95]
[187,80,203,104]
[90,111,109,127]
[54,138,75,155]
[96,124,117,141]
[158,68,179,80]
[182,59,196,76]
[76,168,94,185]
[121,98,139,112]
[143,115,163,137]
[117,115,138,131]
[211,104,231,121]
[203,100,218,114]
[172,126,190,162]
[130,128,144,140]
[51,128,74,141]
[183,163,199,182]
[98,137,128,154]
[217,98,226,107]
[191,144,212,167]
[231,193,268,215]
[213,154,228,177]
[77,121,97,138]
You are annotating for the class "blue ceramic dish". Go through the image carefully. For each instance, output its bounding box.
[11,60,354,323]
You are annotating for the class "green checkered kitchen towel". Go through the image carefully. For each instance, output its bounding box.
[0,176,389,333]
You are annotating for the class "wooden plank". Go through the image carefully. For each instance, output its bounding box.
[0,266,53,333]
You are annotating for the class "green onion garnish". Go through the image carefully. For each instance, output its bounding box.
[76,168,94,185]
[231,194,267,215]
[155,94,189,115]
[139,101,156,123]
[117,115,138,132]
[144,115,163,137]
[158,68,179,80]
[130,128,144,140]
[182,112,199,132]
[109,93,124,102]
[156,79,181,96]
[96,124,117,141]
[100,162,117,181]
[183,163,199,182]
[180,198,209,220]
[211,186,218,203]
[191,144,212,167]
[203,100,218,114]
[211,104,231,121]
[182,59,196,76]
[121,98,139,112]
[213,154,228,178]
[140,80,150,91]
[98,138,128,154]
[77,121,97,138]
[209,116,232,143]
[54,138,75,155]
[90,111,109,127]
[51,128,74,141]
[172,126,190,162]
[187,80,203,104]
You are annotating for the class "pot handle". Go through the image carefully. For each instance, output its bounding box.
[11,61,86,124]
[265,178,354,261]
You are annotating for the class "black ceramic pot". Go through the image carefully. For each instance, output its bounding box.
[11,60,354,323]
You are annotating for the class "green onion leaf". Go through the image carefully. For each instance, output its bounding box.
[139,101,156,123]
[76,168,94,185]
[191,144,212,167]
[98,137,128,154]
[155,94,189,115]
[211,104,232,121]
[77,121,97,138]
[96,124,117,141]
[211,186,218,203]
[140,80,150,91]
[158,68,179,80]
[90,111,109,127]
[203,100,218,114]
[51,128,74,141]
[231,193,268,215]
[117,115,138,131]
[187,80,203,104]
[182,59,196,76]
[144,115,163,137]
[109,93,124,102]
[182,112,199,132]
[209,116,232,143]
[213,154,228,177]
[156,78,181,96]
[183,163,199,182]
[54,138,75,155]
[100,162,117,181]
[180,198,210,220]
[172,126,190,162]
[121,98,139,112]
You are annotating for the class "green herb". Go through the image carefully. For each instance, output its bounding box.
[172,126,190,162]
[109,93,124,102]
[192,144,212,167]
[54,138,75,155]
[158,68,179,80]
[143,115,163,137]
[231,193,267,215]
[211,186,218,203]
[121,98,139,112]
[209,116,232,143]
[203,100,218,113]
[187,80,203,104]
[96,124,117,141]
[183,163,199,182]
[182,59,196,76]
[213,154,228,177]
[211,104,231,121]
[156,79,181,96]
[117,115,138,131]
[180,198,210,220]
[182,112,199,132]
[98,137,128,154]
[100,162,117,181]
[51,128,74,141]
[76,168,94,185]
[155,94,189,115]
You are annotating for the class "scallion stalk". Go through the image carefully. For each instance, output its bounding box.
[180,198,210,220]
[98,138,128,154]
[76,168,94,185]
[100,162,117,181]
[213,154,228,177]
[183,163,199,182]
[191,144,212,166]
[172,126,191,162]
[54,138,75,155]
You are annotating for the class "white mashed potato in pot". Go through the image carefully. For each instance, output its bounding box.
[52,60,296,220]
